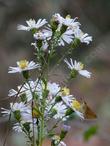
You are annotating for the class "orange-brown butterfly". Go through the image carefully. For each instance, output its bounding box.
[79,101,97,119]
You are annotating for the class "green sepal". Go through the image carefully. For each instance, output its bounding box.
[31,28,37,35]
[20,93,27,102]
[23,122,30,133]
[51,108,57,116]
[14,110,21,121]
[22,71,29,80]
[33,92,39,100]
[60,129,68,140]
[50,19,58,32]
[60,25,68,34]
[71,38,81,48]
[37,40,42,48]
[70,69,78,78]
[42,89,49,99]
[65,108,74,116]
[55,96,62,102]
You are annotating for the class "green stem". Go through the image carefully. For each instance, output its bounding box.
[39,117,44,146]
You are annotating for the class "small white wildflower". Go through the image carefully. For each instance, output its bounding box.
[63,16,80,30]
[52,13,64,24]
[12,103,34,122]
[21,108,33,123]
[53,102,67,120]
[1,108,11,116]
[42,41,49,51]
[13,123,23,133]
[34,29,52,40]
[1,102,27,116]
[58,141,67,146]
[62,95,75,107]
[17,19,47,31]
[31,42,37,48]
[71,99,84,119]
[62,124,71,131]
[52,13,64,30]
[62,95,84,119]
[10,102,27,112]
[47,82,61,97]
[8,89,18,97]
[31,40,49,51]
[8,60,40,73]
[58,29,74,46]
[74,28,92,44]
[64,58,91,78]
[18,80,42,102]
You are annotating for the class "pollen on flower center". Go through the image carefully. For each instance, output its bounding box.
[72,99,81,110]
[53,135,60,141]
[66,15,71,19]
[62,87,70,96]
[79,62,84,70]
[18,60,29,69]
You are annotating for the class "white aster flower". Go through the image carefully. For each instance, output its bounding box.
[71,99,85,119]
[53,102,67,120]
[31,42,37,48]
[64,58,91,78]
[13,123,23,133]
[62,95,75,107]
[34,29,52,40]
[21,108,33,123]
[17,19,47,31]
[31,40,49,51]
[1,102,27,116]
[62,95,84,119]
[58,29,74,46]
[74,28,92,44]
[1,108,11,116]
[47,82,61,97]
[18,80,42,102]
[10,102,27,112]
[42,41,49,51]
[52,13,64,24]
[8,60,40,73]
[12,103,33,122]
[8,89,18,97]
[42,29,52,40]
[58,141,67,146]
[63,16,80,30]
[52,13,64,30]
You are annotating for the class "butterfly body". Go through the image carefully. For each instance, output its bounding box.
[80,102,97,119]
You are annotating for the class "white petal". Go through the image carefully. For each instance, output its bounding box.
[79,70,91,78]
[17,25,29,31]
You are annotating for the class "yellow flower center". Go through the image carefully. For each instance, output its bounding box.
[53,135,60,141]
[66,15,71,19]
[61,87,70,96]
[79,62,84,70]
[18,60,29,69]
[72,99,81,110]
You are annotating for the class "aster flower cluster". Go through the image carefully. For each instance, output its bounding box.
[1,13,96,146]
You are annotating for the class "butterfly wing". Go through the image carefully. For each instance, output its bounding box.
[83,102,97,119]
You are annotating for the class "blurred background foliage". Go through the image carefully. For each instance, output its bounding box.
[0,0,110,146]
